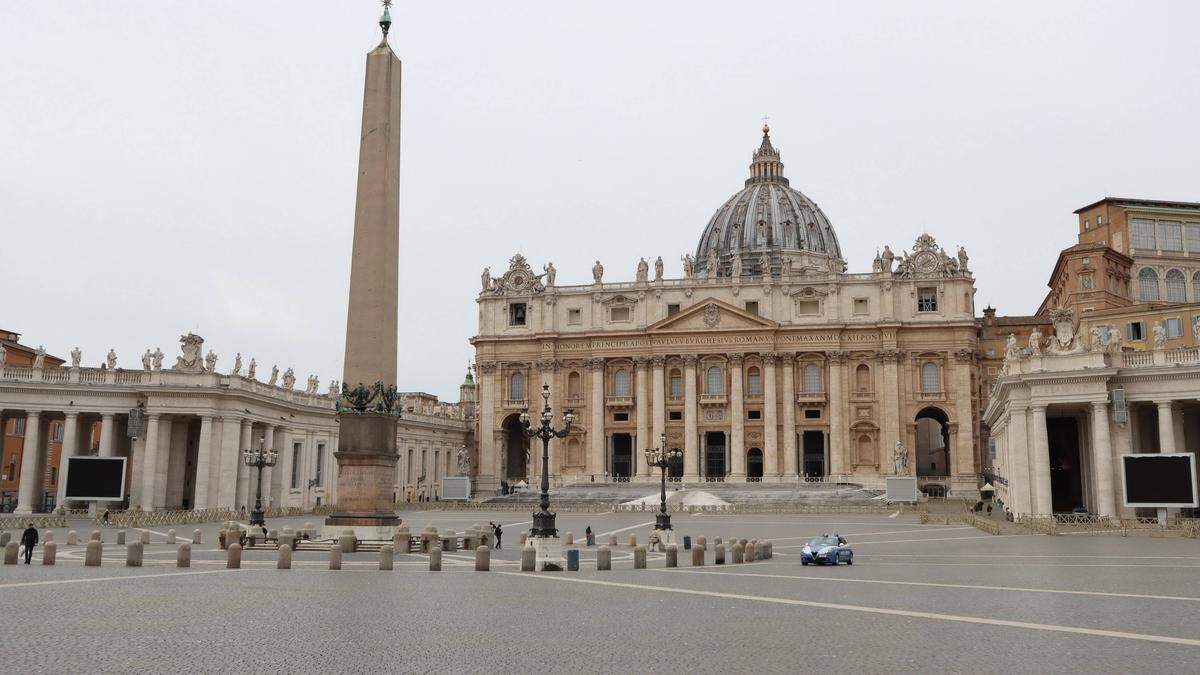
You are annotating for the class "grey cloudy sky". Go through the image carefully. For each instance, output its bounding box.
[3,1,1198,400]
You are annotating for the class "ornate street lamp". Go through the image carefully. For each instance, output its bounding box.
[520,384,575,539]
[645,433,682,532]
[242,436,277,527]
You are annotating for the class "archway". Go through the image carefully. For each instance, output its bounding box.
[1048,416,1083,513]
[746,448,764,479]
[501,414,528,482]
[915,407,950,477]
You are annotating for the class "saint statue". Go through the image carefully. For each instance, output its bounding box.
[71,347,82,368]
[32,346,46,369]
[1153,322,1167,347]
[142,349,153,370]
[480,267,491,293]
[203,350,217,372]
[881,245,895,273]
[654,256,663,282]
[233,352,243,376]
[592,260,604,284]
[151,348,164,370]
[681,254,694,279]
[281,368,295,390]
[1028,328,1042,356]
[706,248,719,278]
[892,441,909,475]
[247,358,257,380]
[106,349,117,370]
[731,254,742,278]
[761,253,771,278]
[456,446,472,475]
[269,365,279,386]
[957,246,969,273]
[542,262,556,287]
[636,258,649,283]
[0,343,6,368]
[328,379,340,396]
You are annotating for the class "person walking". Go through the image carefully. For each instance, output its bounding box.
[585,526,594,547]
[20,523,38,565]
[492,522,502,550]
[101,509,111,526]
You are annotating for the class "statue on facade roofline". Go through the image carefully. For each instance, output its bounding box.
[592,260,604,284]
[636,257,649,283]
[881,245,894,273]
[681,253,694,279]
[0,343,7,368]
[957,246,969,273]
[247,358,257,380]
[203,350,217,372]
[32,346,46,369]
[480,266,492,293]
[1028,327,1042,356]
[654,256,663,282]
[706,247,719,278]
[151,348,164,371]
[543,262,556,287]
[281,368,295,390]
[328,379,339,397]
[106,349,117,370]
[269,365,279,386]
[731,254,742,278]
[232,353,242,376]
[141,349,152,370]
[174,333,205,373]
[71,347,82,368]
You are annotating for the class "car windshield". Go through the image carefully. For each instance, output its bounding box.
[808,536,840,547]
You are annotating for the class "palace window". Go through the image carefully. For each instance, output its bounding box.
[1131,219,1156,250]
[1186,224,1200,253]
[1193,272,1200,300]
[613,369,631,397]
[613,412,629,422]
[917,287,938,313]
[290,442,302,489]
[1138,268,1159,301]
[11,418,25,436]
[797,300,820,316]
[567,371,581,398]
[746,366,761,396]
[669,369,682,398]
[668,411,682,421]
[804,409,821,420]
[1079,274,1093,290]
[52,422,62,442]
[855,364,871,392]
[1159,221,1183,251]
[567,308,581,325]
[1164,317,1183,338]
[667,303,681,316]
[1165,269,1186,302]
[705,365,723,394]
[853,298,869,315]
[1097,215,1104,225]
[921,362,941,393]
[610,306,631,322]
[508,303,527,326]
[1126,321,1145,341]
[509,371,525,400]
[802,363,821,393]
[748,410,762,420]
[745,301,759,315]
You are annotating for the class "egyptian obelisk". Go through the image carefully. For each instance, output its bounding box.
[326,3,402,535]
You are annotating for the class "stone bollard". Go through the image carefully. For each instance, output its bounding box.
[521,545,536,572]
[597,545,612,571]
[127,541,144,567]
[564,531,574,546]
[713,536,722,547]
[691,546,704,566]
[91,530,102,542]
[277,545,292,569]
[745,541,757,563]
[394,528,410,553]
[140,529,150,545]
[85,540,102,566]
[192,529,203,545]
[665,545,678,568]
[380,545,394,571]
[177,543,191,568]
[67,530,78,545]
[442,535,457,553]
[44,530,54,544]
[339,532,356,554]
[696,536,707,551]
[0,532,8,547]
[567,549,580,572]
[633,546,647,569]
[279,532,294,551]
[117,530,127,546]
[429,546,442,571]
[329,545,342,570]
[227,543,242,569]
[715,544,726,565]
[732,543,744,564]
[166,529,176,545]
[217,529,227,550]
[608,534,617,547]
[475,545,491,572]
[519,532,528,547]
[43,541,56,565]
[628,534,637,547]
[4,541,18,565]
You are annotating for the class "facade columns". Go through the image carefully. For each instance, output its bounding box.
[880,350,902,474]
[1156,401,1177,454]
[98,413,115,457]
[650,356,666,457]
[1030,404,1052,514]
[780,353,797,477]
[217,417,242,508]
[139,414,162,511]
[763,353,779,478]
[1089,401,1116,517]
[588,358,605,478]
[634,356,651,478]
[729,353,746,478]
[952,350,976,484]
[1007,407,1032,515]
[277,428,294,507]
[236,419,253,508]
[193,416,214,509]
[56,412,79,507]
[827,351,847,476]
[477,362,498,490]
[14,411,42,514]
[683,355,699,481]
[537,359,560,480]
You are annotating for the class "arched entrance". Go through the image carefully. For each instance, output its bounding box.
[501,414,528,482]
[915,407,950,477]
[747,448,764,479]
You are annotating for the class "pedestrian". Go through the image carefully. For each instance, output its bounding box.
[102,509,111,526]
[986,503,993,515]
[585,525,594,547]
[20,523,38,565]
[492,522,502,549]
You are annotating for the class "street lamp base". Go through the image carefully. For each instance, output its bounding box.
[531,509,558,538]
[249,510,265,527]
[655,512,673,531]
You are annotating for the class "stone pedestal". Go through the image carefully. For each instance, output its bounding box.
[325,413,400,535]
[530,535,564,571]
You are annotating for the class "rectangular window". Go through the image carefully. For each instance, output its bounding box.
[1080,274,1093,290]
[290,442,302,489]
[744,301,759,315]
[1158,221,1183,251]
[796,300,820,315]
[1097,215,1104,225]
[667,303,681,316]
[669,372,682,398]
[1083,219,1089,231]
[610,306,631,322]
[508,303,527,326]
[50,467,57,485]
[613,412,629,422]
[1127,321,1145,341]
[1082,256,1091,265]
[747,410,762,420]
[985,348,996,358]
[12,418,25,436]
[315,443,325,486]
[567,308,581,325]
[803,409,821,420]
[1164,317,1183,338]
[853,298,869,315]
[1186,223,1200,253]
[668,411,682,421]
[52,423,63,442]
[917,288,938,312]
[1130,219,1156,250]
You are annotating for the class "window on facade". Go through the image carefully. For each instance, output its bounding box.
[746,367,761,396]
[921,362,941,393]
[1097,215,1104,225]
[1127,321,1145,341]
[506,305,525,326]
[567,371,581,398]
[1194,272,1200,301]
[744,301,759,316]
[797,300,820,315]
[1080,274,1093,290]
[748,410,762,420]
[667,303,681,316]
[1138,268,1160,301]
[1159,221,1183,251]
[1131,219,1157,250]
[567,308,581,325]
[613,369,631,397]
[315,444,325,486]
[1083,219,1090,231]
[1164,317,1183,338]
[855,364,871,392]
[50,467,57,485]
[804,409,821,420]
[290,442,302,489]
[1082,256,1091,265]
[802,363,821,393]
[669,369,682,398]
[12,418,25,436]
[1165,269,1186,302]
[853,298,869,315]
[406,449,413,484]
[986,348,996,358]
[610,306,631,322]
[1186,224,1200,253]
[917,288,938,312]
[613,412,629,422]
[52,423,63,442]
[668,410,682,421]
[705,365,723,394]
[509,371,525,401]
[567,438,583,466]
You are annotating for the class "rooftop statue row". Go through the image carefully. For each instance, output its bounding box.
[874,234,970,278]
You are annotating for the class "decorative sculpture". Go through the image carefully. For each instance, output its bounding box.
[707,247,719,278]
[151,348,164,371]
[892,441,909,475]
[33,346,46,369]
[203,350,217,372]
[1089,326,1104,352]
[1193,315,1200,342]
[327,379,339,396]
[0,343,6,368]
[654,256,663,282]
[481,267,492,293]
[456,446,472,475]
[957,246,969,273]
[281,368,295,390]
[542,262,556,287]
[881,245,894,273]
[732,255,742,278]
[1108,329,1124,355]
[761,253,771,277]
[269,365,279,386]
[336,381,400,415]
[636,258,649,283]
[1153,321,1167,347]
[1046,308,1083,355]
[70,347,81,368]
[105,349,117,370]
[592,260,604,284]
[681,254,694,278]
[1028,327,1042,356]
[232,353,242,376]
[1002,333,1021,366]
[247,358,257,380]
[173,333,205,373]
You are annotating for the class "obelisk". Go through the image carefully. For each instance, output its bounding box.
[326,3,402,536]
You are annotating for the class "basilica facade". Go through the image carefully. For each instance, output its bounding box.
[472,128,982,497]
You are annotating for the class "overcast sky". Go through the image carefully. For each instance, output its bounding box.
[3,2,1198,400]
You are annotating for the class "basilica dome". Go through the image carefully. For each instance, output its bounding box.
[695,126,841,276]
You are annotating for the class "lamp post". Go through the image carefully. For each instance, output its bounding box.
[521,384,575,538]
[644,433,682,532]
[242,437,277,527]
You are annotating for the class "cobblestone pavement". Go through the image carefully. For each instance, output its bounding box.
[2,511,1199,673]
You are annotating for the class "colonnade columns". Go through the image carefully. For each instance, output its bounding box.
[588,358,606,478]
[1156,401,1178,454]
[729,353,746,478]
[14,411,42,514]
[1030,404,1053,514]
[780,353,797,477]
[1008,406,1032,515]
[138,414,162,511]
[55,412,79,507]
[1089,401,1116,517]
[236,419,253,508]
[261,425,276,507]
[193,416,214,509]
[827,351,847,476]
[650,356,666,455]
[683,355,699,481]
[98,413,115,456]
[634,356,650,478]
[763,353,779,479]
[217,417,242,508]
[477,363,498,489]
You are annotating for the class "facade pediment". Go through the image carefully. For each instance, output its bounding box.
[648,298,778,332]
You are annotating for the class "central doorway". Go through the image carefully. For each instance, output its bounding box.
[747,448,764,479]
[502,414,528,482]
[802,430,825,476]
[612,433,633,478]
[704,431,726,478]
[1048,417,1083,513]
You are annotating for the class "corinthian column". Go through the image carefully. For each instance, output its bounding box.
[683,355,699,481]
[827,351,847,476]
[780,353,797,477]
[729,353,746,479]
[1031,404,1052,514]
[14,411,41,514]
[763,353,779,479]
[477,362,498,491]
[588,358,606,478]
[634,356,651,478]
[651,356,666,458]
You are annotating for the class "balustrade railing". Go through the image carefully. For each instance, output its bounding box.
[1123,351,1154,368]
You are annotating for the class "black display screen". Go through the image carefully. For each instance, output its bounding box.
[64,457,126,500]
[1123,455,1196,506]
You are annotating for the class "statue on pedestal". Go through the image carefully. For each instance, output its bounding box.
[173,334,205,373]
[328,379,339,396]
[592,260,604,284]
[881,245,895,273]
[0,343,7,368]
[106,349,117,370]
[636,258,649,283]
[892,441,909,475]
[1028,327,1042,356]
[269,365,279,386]
[707,248,719,278]
[70,347,82,368]
[33,346,46,369]
[732,255,742,278]
[681,254,694,279]
[654,256,663,282]
[247,358,257,380]
[203,350,217,372]
[542,262,556,287]
[456,446,472,476]
[151,348,164,371]
[141,349,152,370]
[281,368,295,390]
[957,246,970,273]
[232,353,242,376]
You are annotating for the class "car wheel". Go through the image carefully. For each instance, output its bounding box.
[846,554,853,565]
[828,556,837,566]
[801,560,809,566]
